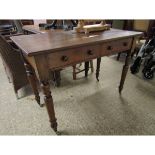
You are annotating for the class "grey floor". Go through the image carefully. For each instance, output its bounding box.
[0,54,155,135]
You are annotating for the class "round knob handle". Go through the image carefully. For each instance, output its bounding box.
[61,55,68,62]
[87,50,93,55]
[123,42,127,46]
[107,46,112,50]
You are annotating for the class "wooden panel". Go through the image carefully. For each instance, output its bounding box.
[100,38,132,56]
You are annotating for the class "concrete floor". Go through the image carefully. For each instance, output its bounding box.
[0,55,155,135]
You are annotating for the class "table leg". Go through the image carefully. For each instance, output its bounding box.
[73,65,76,80]
[24,62,41,106]
[54,70,61,87]
[85,61,89,77]
[41,81,57,132]
[90,60,94,72]
[119,51,131,93]
[96,58,101,81]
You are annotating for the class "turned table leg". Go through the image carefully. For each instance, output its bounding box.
[96,58,101,81]
[41,81,57,132]
[85,61,89,77]
[119,51,131,93]
[24,62,41,107]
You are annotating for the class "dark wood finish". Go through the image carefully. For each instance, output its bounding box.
[96,58,101,81]
[101,38,132,56]
[11,28,142,132]
[84,61,89,77]
[53,70,61,87]
[11,28,142,56]
[34,54,57,131]
[41,81,57,132]
[119,38,136,93]
[72,60,94,80]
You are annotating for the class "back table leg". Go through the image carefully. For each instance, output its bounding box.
[85,61,89,77]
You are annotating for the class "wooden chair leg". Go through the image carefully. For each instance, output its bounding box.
[54,70,61,87]
[14,89,19,99]
[51,70,61,87]
[117,53,121,61]
[90,60,94,72]
[73,65,76,80]
[85,61,89,77]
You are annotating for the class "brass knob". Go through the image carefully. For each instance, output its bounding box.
[87,50,93,55]
[123,42,127,46]
[61,55,68,62]
[107,46,112,50]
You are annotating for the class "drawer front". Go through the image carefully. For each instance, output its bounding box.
[83,45,100,60]
[47,47,85,69]
[101,38,133,56]
[47,45,100,69]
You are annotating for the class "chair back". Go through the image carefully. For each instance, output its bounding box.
[133,20,150,32]
[112,20,125,29]
[0,35,24,78]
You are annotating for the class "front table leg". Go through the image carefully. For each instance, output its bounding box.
[119,50,131,93]
[41,81,57,132]
[96,58,101,81]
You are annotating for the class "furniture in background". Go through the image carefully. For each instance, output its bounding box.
[117,20,155,60]
[20,20,34,25]
[130,20,155,57]
[0,20,16,35]
[111,20,131,60]
[11,28,142,133]
[72,61,94,80]
[0,35,29,99]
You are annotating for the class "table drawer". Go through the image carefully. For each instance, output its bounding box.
[47,47,85,69]
[83,45,100,60]
[101,38,133,56]
[47,45,100,69]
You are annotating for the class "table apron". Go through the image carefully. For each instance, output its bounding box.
[45,37,133,70]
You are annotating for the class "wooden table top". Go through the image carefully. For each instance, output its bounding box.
[11,28,143,56]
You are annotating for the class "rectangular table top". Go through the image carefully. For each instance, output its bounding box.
[11,28,143,56]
